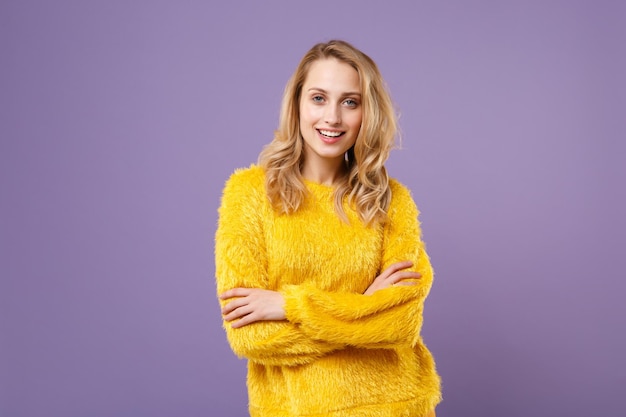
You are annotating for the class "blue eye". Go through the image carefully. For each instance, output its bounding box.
[344,98,358,107]
[312,95,324,103]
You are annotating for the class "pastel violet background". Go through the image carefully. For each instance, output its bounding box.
[1,1,624,416]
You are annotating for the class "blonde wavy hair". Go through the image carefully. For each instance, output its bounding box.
[258,40,398,226]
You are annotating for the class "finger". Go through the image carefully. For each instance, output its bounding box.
[230,312,258,328]
[387,270,422,281]
[223,304,253,322]
[387,261,414,275]
[378,261,413,280]
[220,288,252,300]
[393,280,418,287]
[221,297,249,315]
[391,260,414,270]
[387,271,421,285]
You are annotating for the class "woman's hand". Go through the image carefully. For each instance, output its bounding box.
[364,261,421,296]
[220,288,286,328]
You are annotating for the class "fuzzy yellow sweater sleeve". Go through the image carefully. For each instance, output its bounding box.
[281,180,433,349]
[215,167,343,366]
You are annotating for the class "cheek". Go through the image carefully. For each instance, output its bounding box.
[313,105,327,120]
[299,103,314,125]
[347,111,363,131]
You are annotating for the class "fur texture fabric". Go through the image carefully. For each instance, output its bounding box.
[215,165,441,417]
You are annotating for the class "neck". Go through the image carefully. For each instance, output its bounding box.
[301,158,347,186]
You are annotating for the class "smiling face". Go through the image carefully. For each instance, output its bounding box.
[299,58,362,182]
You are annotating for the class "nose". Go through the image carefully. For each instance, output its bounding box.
[324,104,341,125]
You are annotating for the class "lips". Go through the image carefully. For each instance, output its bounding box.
[316,129,345,144]
[318,129,343,137]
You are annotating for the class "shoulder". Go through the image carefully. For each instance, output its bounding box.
[222,164,265,193]
[388,178,412,200]
[388,178,417,207]
[224,164,265,187]
[220,164,267,205]
[387,177,420,219]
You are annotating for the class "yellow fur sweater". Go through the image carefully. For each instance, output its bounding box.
[215,165,441,417]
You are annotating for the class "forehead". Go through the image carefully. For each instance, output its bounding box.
[303,58,361,92]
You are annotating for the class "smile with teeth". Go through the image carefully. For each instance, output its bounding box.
[318,129,344,138]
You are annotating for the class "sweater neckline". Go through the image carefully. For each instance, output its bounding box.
[303,178,335,192]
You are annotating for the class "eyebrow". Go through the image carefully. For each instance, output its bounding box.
[308,88,361,97]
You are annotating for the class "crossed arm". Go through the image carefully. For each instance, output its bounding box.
[215,172,433,365]
[220,260,421,328]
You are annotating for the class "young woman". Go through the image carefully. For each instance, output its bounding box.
[215,40,441,417]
